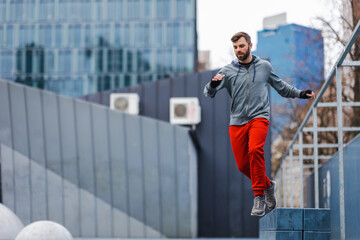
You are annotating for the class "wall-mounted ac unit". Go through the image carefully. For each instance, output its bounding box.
[170,97,201,125]
[110,93,140,115]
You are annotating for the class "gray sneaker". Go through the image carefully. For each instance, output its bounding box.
[251,196,266,217]
[264,180,277,210]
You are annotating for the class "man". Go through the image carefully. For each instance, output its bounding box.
[204,32,315,217]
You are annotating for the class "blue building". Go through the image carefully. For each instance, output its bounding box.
[0,0,197,97]
[254,23,324,134]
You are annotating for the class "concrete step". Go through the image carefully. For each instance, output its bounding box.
[259,208,330,240]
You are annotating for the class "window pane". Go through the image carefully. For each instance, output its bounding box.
[144,0,151,19]
[69,24,82,47]
[156,0,170,19]
[81,0,91,21]
[0,0,7,22]
[39,0,55,21]
[128,0,140,20]
[59,50,72,73]
[0,26,3,47]
[39,24,52,47]
[46,50,54,73]
[6,25,14,48]
[114,24,122,46]
[55,25,63,47]
[154,23,162,46]
[25,0,35,21]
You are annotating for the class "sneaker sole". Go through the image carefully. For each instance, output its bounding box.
[251,211,265,217]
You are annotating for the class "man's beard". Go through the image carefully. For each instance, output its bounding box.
[237,46,250,61]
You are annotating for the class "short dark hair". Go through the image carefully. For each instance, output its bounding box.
[231,32,251,44]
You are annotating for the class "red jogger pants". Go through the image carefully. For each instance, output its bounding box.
[229,118,271,196]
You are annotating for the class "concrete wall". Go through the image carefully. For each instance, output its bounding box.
[81,70,273,238]
[0,79,197,238]
[306,134,360,240]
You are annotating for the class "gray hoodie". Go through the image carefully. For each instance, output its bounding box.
[204,55,301,125]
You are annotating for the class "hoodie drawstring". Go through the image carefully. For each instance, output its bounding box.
[252,60,256,82]
[233,67,241,85]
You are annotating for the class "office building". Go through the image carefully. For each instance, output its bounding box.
[0,0,197,96]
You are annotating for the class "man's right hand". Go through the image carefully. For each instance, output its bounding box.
[212,74,225,82]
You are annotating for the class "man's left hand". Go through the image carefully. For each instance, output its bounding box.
[300,90,315,99]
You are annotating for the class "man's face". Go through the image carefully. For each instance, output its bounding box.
[233,37,252,61]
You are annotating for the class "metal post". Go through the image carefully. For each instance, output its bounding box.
[336,65,346,240]
[313,106,319,208]
[289,149,294,208]
[299,132,304,208]
[282,164,286,207]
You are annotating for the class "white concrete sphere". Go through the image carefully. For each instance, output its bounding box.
[15,221,73,240]
[0,203,24,240]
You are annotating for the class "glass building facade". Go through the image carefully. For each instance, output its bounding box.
[0,0,196,96]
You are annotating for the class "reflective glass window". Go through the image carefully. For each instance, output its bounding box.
[176,0,192,19]
[19,25,35,46]
[137,49,150,72]
[114,24,122,46]
[25,0,35,21]
[167,22,180,46]
[0,26,3,47]
[102,24,110,45]
[6,25,14,48]
[35,49,45,74]
[126,50,133,72]
[134,23,149,47]
[39,24,52,47]
[10,0,23,22]
[55,24,62,47]
[84,24,91,47]
[113,49,123,73]
[154,23,162,46]
[59,50,72,73]
[176,49,185,72]
[127,0,140,20]
[186,49,194,72]
[58,0,68,21]
[95,49,104,73]
[0,0,6,22]
[124,24,130,46]
[74,77,83,96]
[0,51,13,74]
[69,0,81,21]
[15,49,23,72]
[93,0,102,21]
[144,0,151,19]
[69,24,82,47]
[156,0,170,19]
[39,0,55,21]
[78,50,91,73]
[185,21,194,46]
[46,50,54,73]
[81,0,91,21]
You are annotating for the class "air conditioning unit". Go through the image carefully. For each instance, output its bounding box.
[170,97,201,125]
[110,93,140,115]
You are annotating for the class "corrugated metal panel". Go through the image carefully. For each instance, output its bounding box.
[0,79,197,238]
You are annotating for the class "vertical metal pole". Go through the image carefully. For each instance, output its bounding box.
[299,132,304,208]
[289,149,294,208]
[336,65,346,240]
[282,164,286,207]
[313,106,319,208]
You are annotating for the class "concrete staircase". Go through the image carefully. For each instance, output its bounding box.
[259,208,330,239]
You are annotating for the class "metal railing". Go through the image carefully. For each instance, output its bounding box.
[275,20,360,240]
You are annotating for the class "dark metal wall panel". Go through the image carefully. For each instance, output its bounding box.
[175,126,191,237]
[0,79,197,238]
[74,99,97,237]
[0,81,12,147]
[58,97,80,235]
[158,121,177,237]
[124,114,145,237]
[42,91,64,224]
[142,82,158,119]
[108,110,129,237]
[141,117,162,238]
[91,106,112,237]
[157,79,171,122]
[9,84,31,225]
[25,87,47,222]
[197,71,216,236]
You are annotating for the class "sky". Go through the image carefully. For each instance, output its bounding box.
[197,0,331,69]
